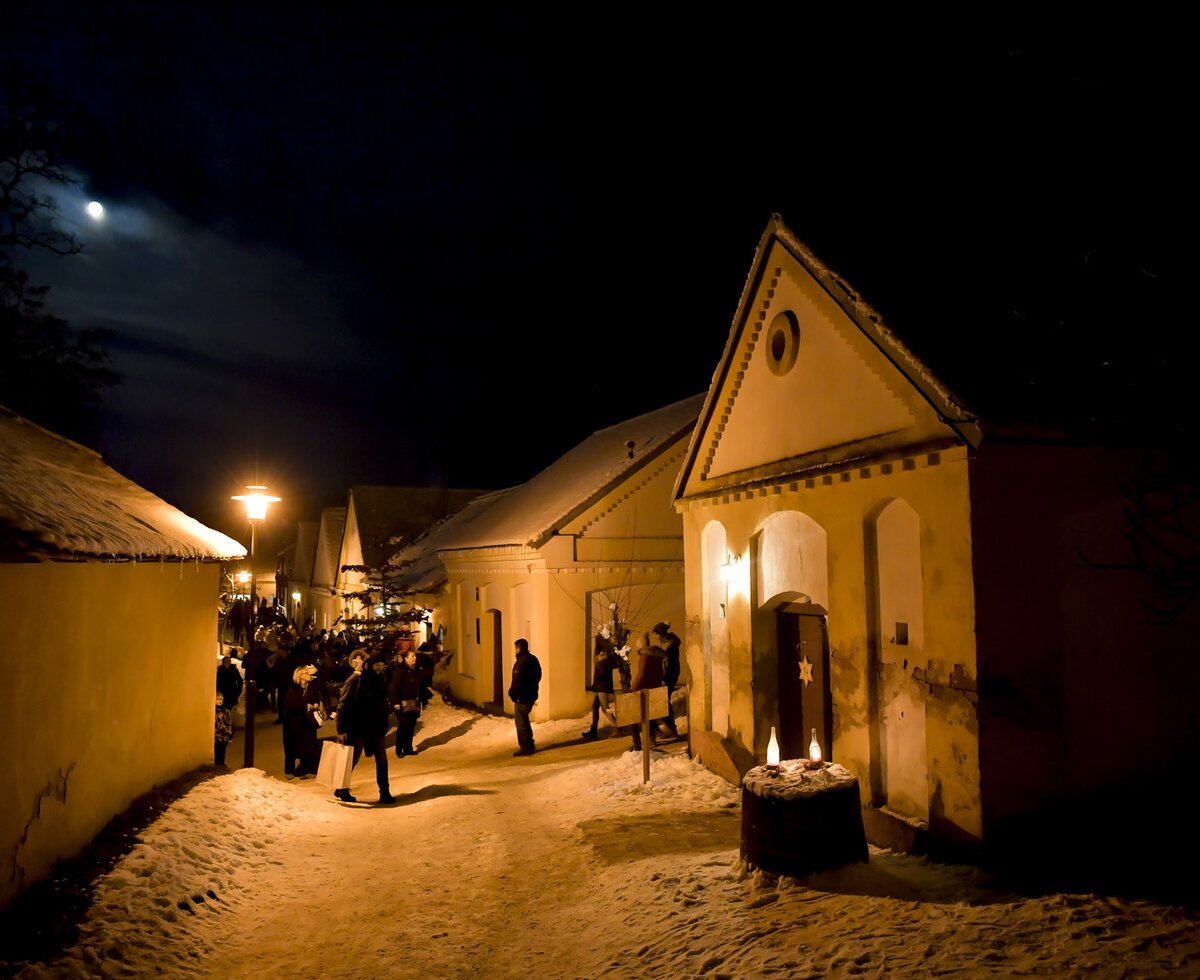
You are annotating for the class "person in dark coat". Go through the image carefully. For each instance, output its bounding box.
[284,664,322,777]
[651,621,681,738]
[627,632,666,752]
[388,646,424,757]
[581,632,617,739]
[216,651,244,711]
[228,598,248,646]
[334,649,394,804]
[415,635,438,706]
[508,638,541,756]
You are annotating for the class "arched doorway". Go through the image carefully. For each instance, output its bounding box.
[485,608,504,712]
[754,510,831,762]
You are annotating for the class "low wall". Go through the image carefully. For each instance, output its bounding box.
[0,560,219,909]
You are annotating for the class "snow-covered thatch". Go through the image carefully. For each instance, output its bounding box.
[0,407,245,561]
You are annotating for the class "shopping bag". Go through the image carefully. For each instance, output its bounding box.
[317,740,354,789]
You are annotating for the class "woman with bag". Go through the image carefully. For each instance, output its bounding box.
[388,644,424,757]
[334,648,395,804]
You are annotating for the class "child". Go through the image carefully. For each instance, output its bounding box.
[215,691,234,766]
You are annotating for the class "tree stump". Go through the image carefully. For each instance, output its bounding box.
[741,761,868,876]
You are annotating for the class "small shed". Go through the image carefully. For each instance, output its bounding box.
[0,407,244,910]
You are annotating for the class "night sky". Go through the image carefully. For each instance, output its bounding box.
[2,8,1190,549]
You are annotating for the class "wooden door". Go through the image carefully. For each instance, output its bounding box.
[777,611,832,762]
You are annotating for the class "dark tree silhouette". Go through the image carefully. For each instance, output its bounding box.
[0,75,117,445]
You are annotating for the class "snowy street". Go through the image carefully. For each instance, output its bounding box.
[6,699,1200,978]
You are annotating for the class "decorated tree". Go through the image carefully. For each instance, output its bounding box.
[336,551,432,654]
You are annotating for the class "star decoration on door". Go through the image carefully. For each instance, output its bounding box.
[798,654,814,687]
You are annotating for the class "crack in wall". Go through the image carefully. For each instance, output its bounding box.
[7,762,76,892]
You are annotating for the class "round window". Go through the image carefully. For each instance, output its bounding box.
[765,310,800,376]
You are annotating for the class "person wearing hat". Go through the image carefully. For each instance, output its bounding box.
[651,621,681,739]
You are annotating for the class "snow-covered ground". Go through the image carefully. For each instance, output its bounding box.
[4,699,1199,978]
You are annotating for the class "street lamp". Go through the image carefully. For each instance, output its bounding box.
[231,484,280,768]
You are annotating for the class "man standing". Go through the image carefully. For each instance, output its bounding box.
[508,638,541,756]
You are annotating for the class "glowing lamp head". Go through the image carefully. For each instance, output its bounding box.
[809,727,822,764]
[291,592,301,603]
[236,571,251,585]
[232,485,281,521]
[86,201,105,220]
[766,726,780,768]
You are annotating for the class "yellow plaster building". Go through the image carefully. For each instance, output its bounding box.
[674,216,1198,869]
[394,395,704,721]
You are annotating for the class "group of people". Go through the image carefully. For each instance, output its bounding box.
[212,613,681,801]
[582,621,681,751]
[211,620,438,790]
[327,630,437,803]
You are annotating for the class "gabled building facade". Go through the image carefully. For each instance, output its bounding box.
[394,395,705,720]
[673,216,1198,870]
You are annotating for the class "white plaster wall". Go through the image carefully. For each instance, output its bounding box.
[0,560,219,910]
[440,556,684,722]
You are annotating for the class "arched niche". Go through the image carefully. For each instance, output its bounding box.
[756,510,829,609]
[701,520,730,734]
[868,497,928,822]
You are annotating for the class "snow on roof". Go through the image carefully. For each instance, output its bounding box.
[0,407,246,561]
[390,395,704,588]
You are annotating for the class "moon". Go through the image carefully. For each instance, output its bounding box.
[86,201,105,220]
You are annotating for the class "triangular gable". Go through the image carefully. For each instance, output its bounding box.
[291,522,319,586]
[562,439,689,542]
[423,395,703,553]
[676,216,979,499]
[310,506,346,591]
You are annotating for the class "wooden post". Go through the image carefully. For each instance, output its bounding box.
[640,689,650,783]
[684,685,692,759]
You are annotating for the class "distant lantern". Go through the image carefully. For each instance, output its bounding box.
[767,726,781,770]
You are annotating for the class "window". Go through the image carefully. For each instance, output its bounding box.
[765,309,801,376]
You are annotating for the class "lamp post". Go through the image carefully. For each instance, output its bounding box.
[231,484,280,769]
